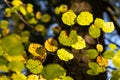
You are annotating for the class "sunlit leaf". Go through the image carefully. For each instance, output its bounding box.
[0,75,9,80]
[27,74,39,80]
[28,43,47,61]
[103,50,114,59]
[36,11,42,19]
[12,0,23,7]
[59,4,68,13]
[41,14,51,23]
[2,34,24,56]
[44,38,58,52]
[26,59,43,74]
[27,3,33,13]
[102,22,115,33]
[11,72,26,80]
[42,64,66,80]
[96,44,103,52]
[71,36,86,50]
[77,11,93,26]
[57,48,74,61]
[112,50,120,67]
[108,43,117,50]
[89,24,101,38]
[97,67,106,73]
[58,30,77,46]
[62,10,76,26]
[28,18,38,24]
[19,6,27,15]
[96,56,108,67]
[86,49,98,59]
[94,18,104,28]
[8,61,24,72]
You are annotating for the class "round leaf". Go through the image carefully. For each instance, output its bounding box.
[41,64,66,80]
[89,24,101,38]
[86,49,98,59]
[103,50,114,59]
[57,48,74,61]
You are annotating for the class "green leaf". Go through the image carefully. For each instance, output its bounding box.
[97,67,106,73]
[89,24,101,38]
[2,34,24,56]
[86,49,98,59]
[62,76,73,80]
[41,64,66,80]
[108,43,117,50]
[58,30,77,46]
[88,62,99,69]
[57,48,74,61]
[8,61,24,72]
[103,50,114,59]
[0,57,8,65]
[26,59,43,74]
[87,69,99,76]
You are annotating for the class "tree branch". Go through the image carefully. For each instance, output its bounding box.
[4,0,34,28]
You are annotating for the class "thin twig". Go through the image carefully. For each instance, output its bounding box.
[4,0,34,28]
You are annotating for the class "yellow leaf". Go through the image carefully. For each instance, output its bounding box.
[27,3,33,13]
[77,11,93,26]
[62,10,76,26]
[96,56,108,67]
[41,14,51,23]
[96,44,103,52]
[44,38,58,52]
[102,22,115,33]
[19,6,27,15]
[59,4,68,13]
[27,75,39,80]
[71,36,86,50]
[12,0,23,7]
[55,7,60,15]
[36,11,42,19]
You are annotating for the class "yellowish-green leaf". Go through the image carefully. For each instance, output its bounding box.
[26,59,43,74]
[86,49,98,59]
[28,18,38,24]
[77,11,93,26]
[108,43,117,50]
[35,24,45,32]
[41,64,66,80]
[58,30,77,46]
[102,22,115,33]
[112,50,120,67]
[2,34,24,56]
[4,8,11,17]
[41,14,51,23]
[12,0,23,7]
[88,62,99,69]
[36,11,42,19]
[57,48,74,61]
[8,61,24,72]
[89,24,101,38]
[27,3,33,13]
[62,76,73,80]
[0,75,9,80]
[0,20,8,29]
[103,50,114,59]
[62,10,76,26]
[71,36,86,50]
[87,69,99,76]
[0,65,9,72]
[94,18,104,28]
[55,7,60,15]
